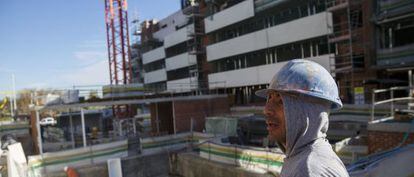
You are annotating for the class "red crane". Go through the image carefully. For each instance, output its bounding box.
[104,0,133,118]
[105,0,132,85]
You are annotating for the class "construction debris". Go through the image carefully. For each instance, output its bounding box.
[43,127,65,142]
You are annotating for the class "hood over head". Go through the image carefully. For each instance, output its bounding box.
[279,93,331,157]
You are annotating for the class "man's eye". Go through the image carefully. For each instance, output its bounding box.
[267,94,273,101]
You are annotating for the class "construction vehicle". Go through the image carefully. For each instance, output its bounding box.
[0,98,8,110]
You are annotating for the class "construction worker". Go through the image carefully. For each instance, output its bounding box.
[64,166,79,177]
[256,59,349,177]
[92,127,98,139]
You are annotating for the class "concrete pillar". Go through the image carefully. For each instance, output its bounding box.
[35,111,43,155]
[155,103,160,134]
[190,118,193,133]
[371,91,376,121]
[107,158,123,177]
[409,70,413,93]
[119,120,123,137]
[172,101,177,135]
[81,108,87,148]
[69,109,75,148]
[133,118,136,135]
[391,89,394,117]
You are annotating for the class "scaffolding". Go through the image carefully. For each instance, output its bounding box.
[183,3,207,94]
[326,0,366,102]
[131,16,145,84]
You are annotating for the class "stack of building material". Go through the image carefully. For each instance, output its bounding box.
[44,127,65,142]
[205,117,238,136]
[394,109,414,122]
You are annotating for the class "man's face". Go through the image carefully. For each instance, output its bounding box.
[264,91,286,144]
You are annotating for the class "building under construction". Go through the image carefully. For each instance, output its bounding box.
[3,1,414,177]
[326,0,377,104]
[136,0,335,104]
[131,0,414,105]
[375,0,414,94]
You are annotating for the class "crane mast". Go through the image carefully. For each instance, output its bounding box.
[104,0,133,118]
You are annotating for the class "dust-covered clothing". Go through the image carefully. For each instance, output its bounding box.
[279,94,349,177]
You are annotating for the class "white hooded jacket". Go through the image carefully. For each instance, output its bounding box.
[279,94,349,177]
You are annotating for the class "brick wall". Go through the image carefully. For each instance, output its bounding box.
[368,131,414,154]
[173,97,230,133]
[150,102,174,135]
[150,96,230,135]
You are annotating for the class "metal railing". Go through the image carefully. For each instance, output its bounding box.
[164,81,226,94]
[371,86,414,121]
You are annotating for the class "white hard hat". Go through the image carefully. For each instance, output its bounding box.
[256,59,342,109]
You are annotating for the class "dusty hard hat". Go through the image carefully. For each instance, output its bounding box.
[255,59,343,109]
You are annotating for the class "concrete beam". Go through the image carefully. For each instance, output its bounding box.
[368,122,414,133]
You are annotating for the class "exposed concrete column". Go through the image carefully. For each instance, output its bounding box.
[69,109,75,148]
[81,108,87,148]
[190,118,193,133]
[107,158,123,177]
[35,110,43,155]
[409,70,413,92]
[391,89,394,117]
[133,118,136,135]
[409,70,413,110]
[155,103,160,134]
[172,100,177,135]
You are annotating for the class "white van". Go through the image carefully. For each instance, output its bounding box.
[39,117,57,126]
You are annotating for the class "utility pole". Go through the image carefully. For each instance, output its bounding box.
[9,96,14,118]
[8,74,17,119]
[12,74,17,111]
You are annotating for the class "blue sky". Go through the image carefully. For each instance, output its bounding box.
[0,0,180,94]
